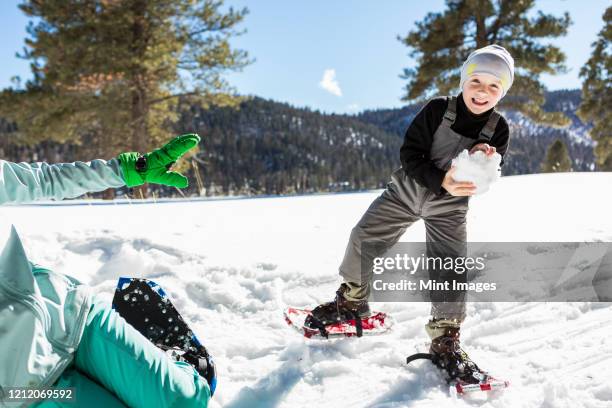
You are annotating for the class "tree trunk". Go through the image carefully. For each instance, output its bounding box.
[102,188,116,200]
[132,184,148,200]
[130,0,149,198]
[474,4,489,48]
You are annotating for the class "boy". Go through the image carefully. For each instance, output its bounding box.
[305,45,514,383]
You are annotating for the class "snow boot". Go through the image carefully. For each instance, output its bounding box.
[429,326,487,384]
[304,283,371,337]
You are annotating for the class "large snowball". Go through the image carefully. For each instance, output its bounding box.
[451,149,501,194]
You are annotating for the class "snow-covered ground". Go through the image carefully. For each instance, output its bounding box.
[2,172,612,407]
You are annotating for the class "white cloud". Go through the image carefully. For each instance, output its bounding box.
[319,69,342,97]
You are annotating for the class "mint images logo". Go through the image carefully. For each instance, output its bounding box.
[371,278,497,294]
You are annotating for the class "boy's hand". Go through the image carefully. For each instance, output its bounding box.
[441,166,476,196]
[470,143,496,156]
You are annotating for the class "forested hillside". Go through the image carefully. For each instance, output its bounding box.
[0,90,596,197]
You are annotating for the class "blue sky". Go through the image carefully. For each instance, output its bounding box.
[0,1,608,114]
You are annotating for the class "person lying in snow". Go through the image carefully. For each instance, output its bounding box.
[0,134,213,408]
[305,45,514,384]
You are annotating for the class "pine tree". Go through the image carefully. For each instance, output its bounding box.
[541,139,572,173]
[577,6,611,171]
[399,0,571,126]
[0,0,250,159]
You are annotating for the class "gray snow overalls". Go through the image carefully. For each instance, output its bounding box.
[338,96,501,323]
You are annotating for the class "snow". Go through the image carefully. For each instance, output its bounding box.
[452,149,502,195]
[1,172,611,407]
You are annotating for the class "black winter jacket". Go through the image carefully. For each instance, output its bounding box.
[400,93,510,195]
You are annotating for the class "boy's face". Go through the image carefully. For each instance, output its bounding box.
[462,73,504,115]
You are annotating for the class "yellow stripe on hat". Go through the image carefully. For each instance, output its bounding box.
[500,74,509,90]
[466,63,477,76]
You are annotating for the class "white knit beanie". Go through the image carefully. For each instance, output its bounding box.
[460,45,515,97]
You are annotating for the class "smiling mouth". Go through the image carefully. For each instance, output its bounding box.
[472,98,488,106]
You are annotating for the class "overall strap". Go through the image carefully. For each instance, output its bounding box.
[478,110,501,142]
[441,96,457,126]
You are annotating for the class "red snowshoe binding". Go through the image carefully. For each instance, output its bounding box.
[304,283,371,338]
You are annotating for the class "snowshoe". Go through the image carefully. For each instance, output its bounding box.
[406,327,509,395]
[285,284,392,338]
[112,277,217,396]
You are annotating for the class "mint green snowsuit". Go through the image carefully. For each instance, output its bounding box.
[0,159,210,408]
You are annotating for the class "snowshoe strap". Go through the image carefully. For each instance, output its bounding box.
[306,314,330,339]
[406,353,433,364]
[305,310,363,338]
[338,308,363,338]
[184,348,215,382]
[351,310,363,337]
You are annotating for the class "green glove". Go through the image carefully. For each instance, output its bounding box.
[117,133,201,188]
